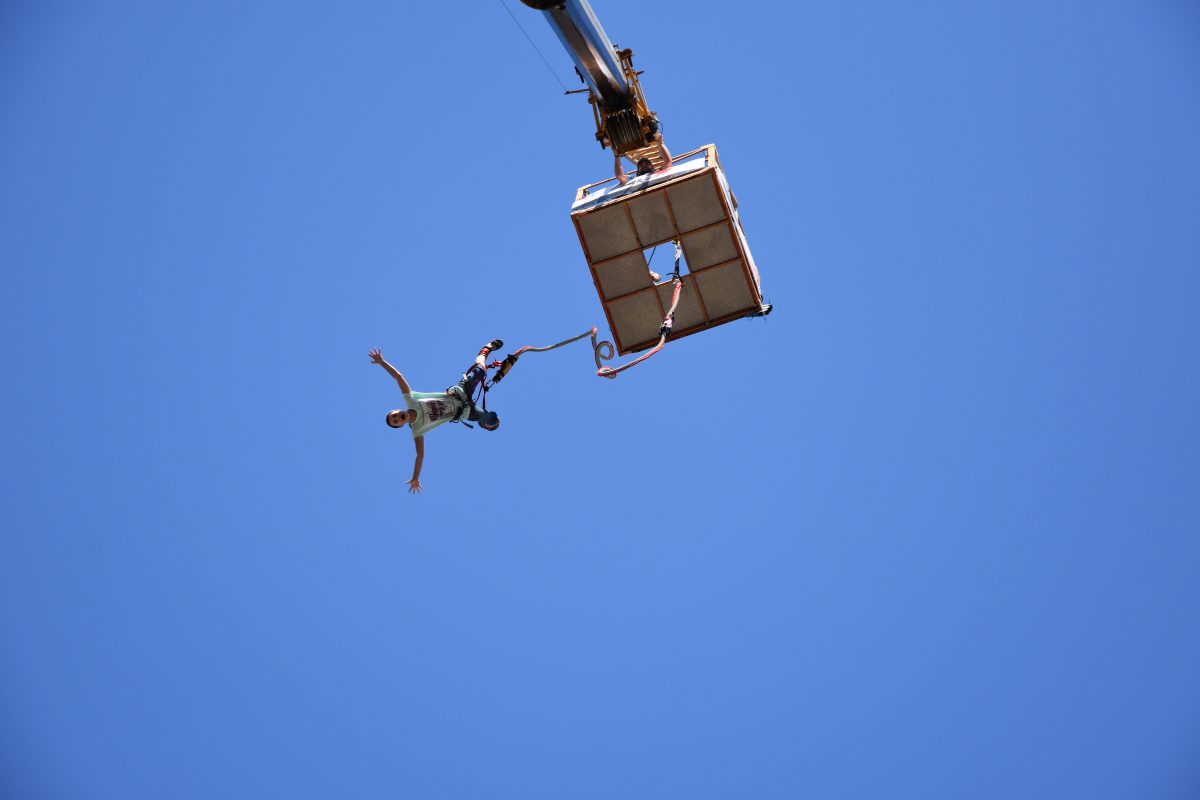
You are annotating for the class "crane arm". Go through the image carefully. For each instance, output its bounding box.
[520,0,663,158]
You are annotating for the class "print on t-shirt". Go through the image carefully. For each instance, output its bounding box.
[404,391,465,437]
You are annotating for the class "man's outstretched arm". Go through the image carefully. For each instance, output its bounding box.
[368,348,412,394]
[652,133,672,172]
[407,436,425,493]
[614,151,630,186]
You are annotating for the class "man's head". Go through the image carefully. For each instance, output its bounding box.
[386,408,417,428]
[478,410,500,431]
[636,158,654,176]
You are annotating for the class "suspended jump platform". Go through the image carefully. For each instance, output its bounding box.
[571,144,769,355]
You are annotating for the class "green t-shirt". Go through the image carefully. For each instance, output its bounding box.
[404,392,466,438]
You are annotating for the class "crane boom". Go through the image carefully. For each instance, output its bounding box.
[524,0,629,108]
[520,0,661,158]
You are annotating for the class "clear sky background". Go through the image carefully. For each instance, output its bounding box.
[3,1,1199,797]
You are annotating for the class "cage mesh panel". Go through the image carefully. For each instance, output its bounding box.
[608,289,664,352]
[681,223,739,271]
[594,251,653,301]
[578,203,640,263]
[665,174,726,232]
[696,260,757,319]
[627,191,677,247]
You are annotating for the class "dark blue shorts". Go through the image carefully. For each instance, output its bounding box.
[448,364,497,426]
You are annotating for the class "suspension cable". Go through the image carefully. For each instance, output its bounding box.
[497,0,570,92]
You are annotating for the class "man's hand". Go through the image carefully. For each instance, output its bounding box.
[370,348,412,392]
[406,478,423,494]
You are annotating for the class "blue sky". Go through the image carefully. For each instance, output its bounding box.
[2,1,1199,797]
